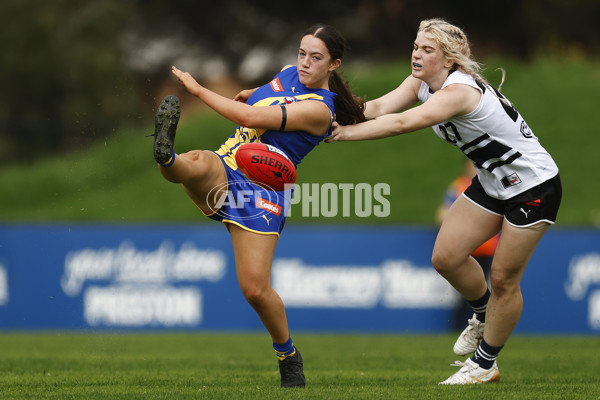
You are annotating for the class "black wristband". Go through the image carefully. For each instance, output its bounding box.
[279,104,287,131]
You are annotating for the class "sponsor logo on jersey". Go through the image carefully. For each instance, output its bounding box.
[257,197,282,216]
[501,172,522,188]
[270,77,284,92]
[284,96,297,104]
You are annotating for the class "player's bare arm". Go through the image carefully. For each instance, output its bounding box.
[172,66,331,136]
[173,66,268,128]
[328,83,480,142]
[364,75,421,119]
[283,100,333,136]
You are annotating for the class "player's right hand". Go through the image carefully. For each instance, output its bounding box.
[234,88,258,103]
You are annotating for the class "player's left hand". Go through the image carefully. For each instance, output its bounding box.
[326,121,344,143]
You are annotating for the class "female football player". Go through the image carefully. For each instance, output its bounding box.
[328,18,561,384]
[151,24,365,388]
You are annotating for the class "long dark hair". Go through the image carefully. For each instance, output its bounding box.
[303,25,366,125]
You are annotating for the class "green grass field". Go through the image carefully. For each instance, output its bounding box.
[1,332,599,399]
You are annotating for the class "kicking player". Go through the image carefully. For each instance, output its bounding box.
[152,25,365,388]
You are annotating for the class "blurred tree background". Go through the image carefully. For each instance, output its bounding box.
[1,0,597,165]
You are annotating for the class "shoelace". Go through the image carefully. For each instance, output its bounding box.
[461,318,482,339]
[450,360,471,370]
[462,325,476,338]
[441,360,477,384]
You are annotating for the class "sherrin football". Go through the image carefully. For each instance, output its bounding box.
[235,143,297,191]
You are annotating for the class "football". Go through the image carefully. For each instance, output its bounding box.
[235,143,297,191]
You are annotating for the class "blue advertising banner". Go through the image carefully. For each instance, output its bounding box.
[0,224,598,333]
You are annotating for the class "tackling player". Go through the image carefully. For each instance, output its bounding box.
[329,18,561,385]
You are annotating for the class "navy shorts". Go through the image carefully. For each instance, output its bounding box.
[463,174,562,227]
[204,155,292,235]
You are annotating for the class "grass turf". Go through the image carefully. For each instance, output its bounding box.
[0,332,598,399]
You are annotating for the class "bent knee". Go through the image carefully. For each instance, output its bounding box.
[180,150,222,180]
[431,247,465,275]
[490,273,521,297]
[240,284,269,307]
[180,150,211,169]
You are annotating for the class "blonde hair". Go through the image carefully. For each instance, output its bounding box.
[418,18,488,85]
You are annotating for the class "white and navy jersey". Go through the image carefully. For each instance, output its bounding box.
[417,70,558,200]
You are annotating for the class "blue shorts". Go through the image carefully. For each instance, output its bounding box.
[204,154,292,236]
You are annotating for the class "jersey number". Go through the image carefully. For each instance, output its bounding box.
[438,122,462,144]
[437,86,520,144]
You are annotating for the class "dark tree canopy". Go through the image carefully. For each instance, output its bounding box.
[0,0,595,163]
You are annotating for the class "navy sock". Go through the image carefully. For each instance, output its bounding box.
[468,288,490,323]
[160,150,176,167]
[273,337,296,360]
[472,338,503,369]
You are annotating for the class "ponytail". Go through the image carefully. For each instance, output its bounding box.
[303,24,366,125]
[329,71,366,126]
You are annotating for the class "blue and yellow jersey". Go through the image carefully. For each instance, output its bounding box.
[215,66,336,169]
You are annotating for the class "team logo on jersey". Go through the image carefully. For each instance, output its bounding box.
[501,172,522,188]
[520,121,533,138]
[270,77,284,92]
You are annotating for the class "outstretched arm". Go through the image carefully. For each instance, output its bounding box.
[327,83,481,142]
[172,66,332,136]
[172,66,271,127]
[364,75,422,119]
[326,74,422,141]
